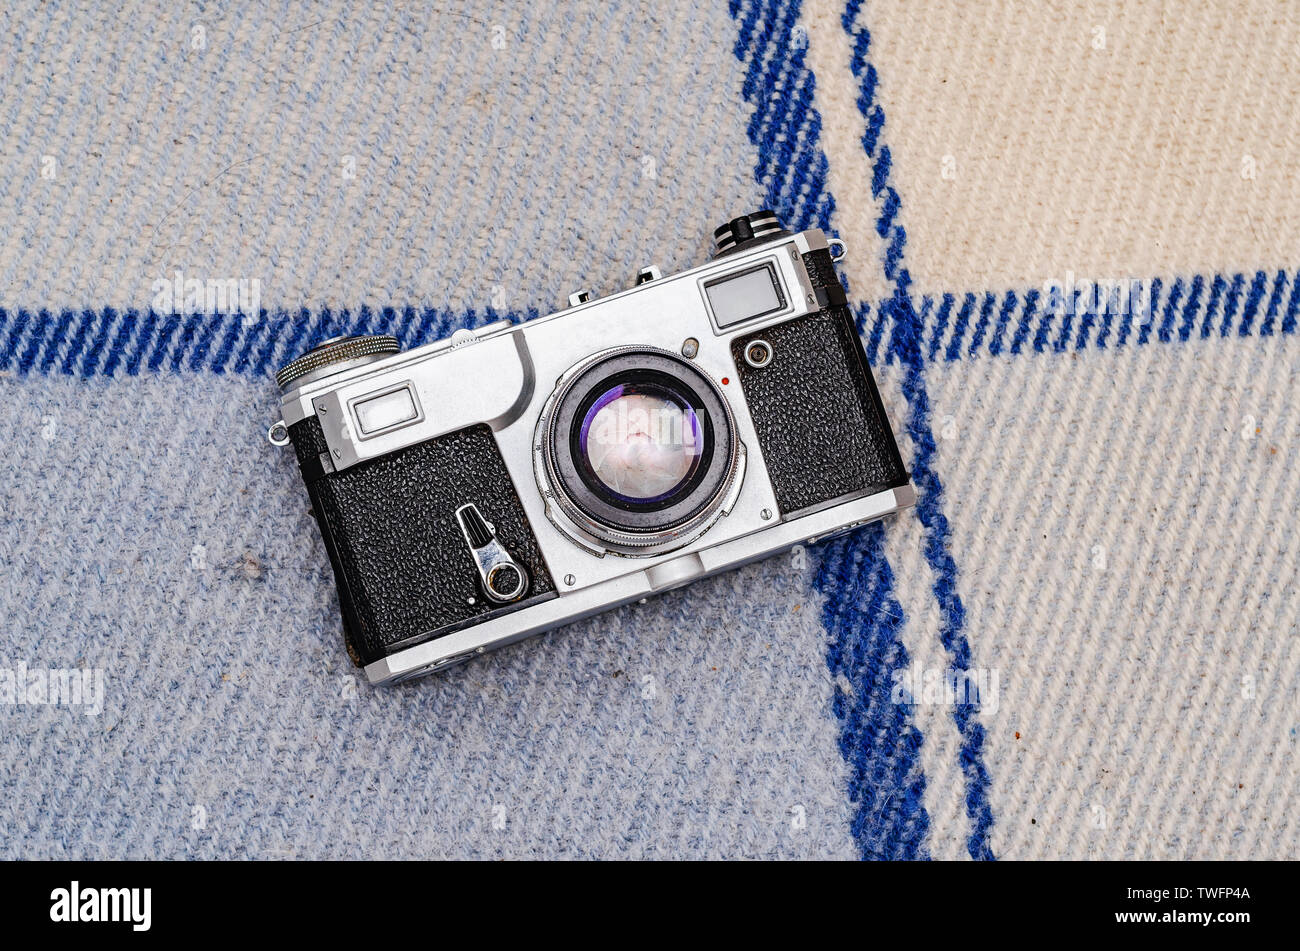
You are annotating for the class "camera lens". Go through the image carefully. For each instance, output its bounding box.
[537,347,742,552]
[577,382,704,504]
[566,365,715,519]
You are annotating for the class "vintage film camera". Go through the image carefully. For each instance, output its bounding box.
[269,212,913,684]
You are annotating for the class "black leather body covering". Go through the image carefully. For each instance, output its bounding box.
[729,247,909,515]
[288,417,555,665]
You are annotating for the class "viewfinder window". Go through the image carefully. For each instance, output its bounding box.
[704,263,786,328]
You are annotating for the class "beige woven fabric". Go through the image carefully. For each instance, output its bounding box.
[858,0,1299,293]
[802,0,1298,858]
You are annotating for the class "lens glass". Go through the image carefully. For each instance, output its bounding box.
[577,382,705,504]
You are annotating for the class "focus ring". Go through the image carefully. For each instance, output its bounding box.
[275,335,400,390]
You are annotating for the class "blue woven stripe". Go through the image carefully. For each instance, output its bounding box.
[883,290,997,860]
[0,306,542,378]
[729,0,932,859]
[732,0,834,233]
[989,290,1016,356]
[4,268,1294,379]
[913,268,1300,362]
[842,0,996,859]
[817,524,929,858]
[966,292,996,357]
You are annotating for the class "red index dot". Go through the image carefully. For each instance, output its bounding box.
[721,376,729,385]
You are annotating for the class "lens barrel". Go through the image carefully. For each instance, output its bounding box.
[537,347,742,553]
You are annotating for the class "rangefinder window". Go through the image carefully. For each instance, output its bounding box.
[704,262,786,328]
[351,383,421,436]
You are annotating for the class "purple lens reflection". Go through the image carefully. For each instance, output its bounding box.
[577,383,704,504]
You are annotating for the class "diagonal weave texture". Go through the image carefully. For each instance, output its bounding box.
[0,0,1296,859]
